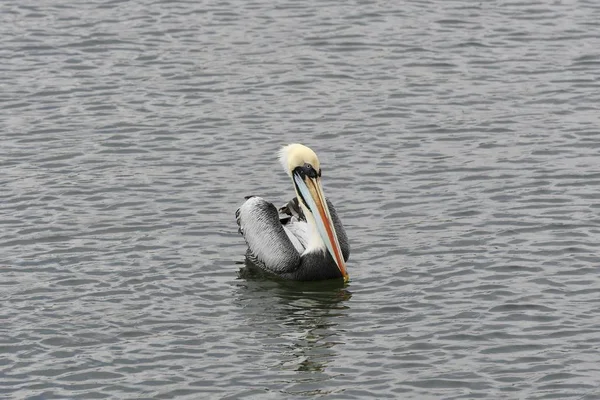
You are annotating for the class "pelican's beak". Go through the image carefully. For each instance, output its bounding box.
[293,173,349,282]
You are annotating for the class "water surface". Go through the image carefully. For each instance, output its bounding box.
[2,0,600,399]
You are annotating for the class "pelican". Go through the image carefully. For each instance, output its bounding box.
[235,144,350,282]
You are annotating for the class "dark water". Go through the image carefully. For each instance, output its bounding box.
[2,0,600,398]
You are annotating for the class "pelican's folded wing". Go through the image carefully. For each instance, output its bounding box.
[236,196,301,274]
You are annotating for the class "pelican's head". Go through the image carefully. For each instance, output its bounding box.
[279,144,348,281]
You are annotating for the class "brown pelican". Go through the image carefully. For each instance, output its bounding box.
[236,144,350,282]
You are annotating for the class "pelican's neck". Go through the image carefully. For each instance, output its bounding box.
[299,202,326,254]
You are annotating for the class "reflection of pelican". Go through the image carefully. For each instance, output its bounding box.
[236,144,350,281]
[234,278,352,375]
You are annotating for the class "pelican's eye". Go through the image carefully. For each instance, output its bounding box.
[302,163,318,179]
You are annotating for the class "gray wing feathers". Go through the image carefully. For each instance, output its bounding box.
[236,197,301,273]
[326,198,350,262]
[283,220,309,252]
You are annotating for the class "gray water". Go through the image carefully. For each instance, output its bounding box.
[2,0,600,399]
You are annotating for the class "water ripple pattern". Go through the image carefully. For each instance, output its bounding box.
[1,0,600,399]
